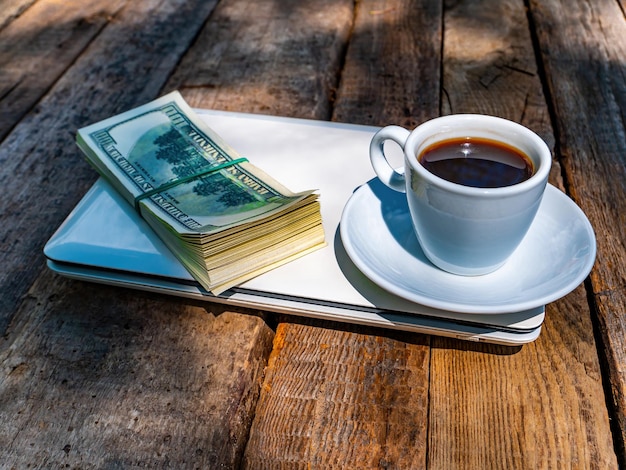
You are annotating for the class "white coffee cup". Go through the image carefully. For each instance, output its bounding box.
[370,114,551,276]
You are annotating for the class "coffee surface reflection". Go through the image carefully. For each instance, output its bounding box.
[419,137,534,188]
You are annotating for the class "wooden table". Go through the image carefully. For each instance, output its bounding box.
[1,0,624,467]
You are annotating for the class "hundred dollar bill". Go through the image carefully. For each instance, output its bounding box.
[76,91,325,294]
[77,91,315,236]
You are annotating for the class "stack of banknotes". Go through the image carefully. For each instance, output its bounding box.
[77,91,325,294]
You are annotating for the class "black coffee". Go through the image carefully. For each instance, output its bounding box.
[419,137,534,188]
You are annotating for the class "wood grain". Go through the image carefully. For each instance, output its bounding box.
[0,271,274,467]
[528,0,626,462]
[166,0,353,120]
[0,0,37,31]
[0,0,128,142]
[0,0,622,467]
[0,0,218,331]
[244,321,430,469]
[428,0,618,467]
[239,0,442,467]
[430,287,616,469]
[333,0,443,127]
[0,0,276,467]
[441,0,554,146]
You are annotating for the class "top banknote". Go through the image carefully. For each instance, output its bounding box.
[77,91,314,236]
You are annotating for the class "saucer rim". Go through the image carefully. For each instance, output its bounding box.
[340,182,596,314]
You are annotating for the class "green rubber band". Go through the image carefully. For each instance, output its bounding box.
[134,157,248,212]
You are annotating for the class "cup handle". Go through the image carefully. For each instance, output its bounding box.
[369,125,410,193]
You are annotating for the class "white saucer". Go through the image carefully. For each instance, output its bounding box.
[340,180,596,314]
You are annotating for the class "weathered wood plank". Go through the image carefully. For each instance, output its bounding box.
[0,271,274,467]
[244,321,430,469]
[0,0,37,31]
[428,0,617,467]
[528,0,626,463]
[440,0,554,148]
[332,0,442,127]
[0,0,278,467]
[0,0,127,142]
[430,287,616,468]
[166,0,353,120]
[0,0,217,332]
[225,0,441,467]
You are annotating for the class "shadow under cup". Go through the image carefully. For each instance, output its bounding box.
[372,114,552,276]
